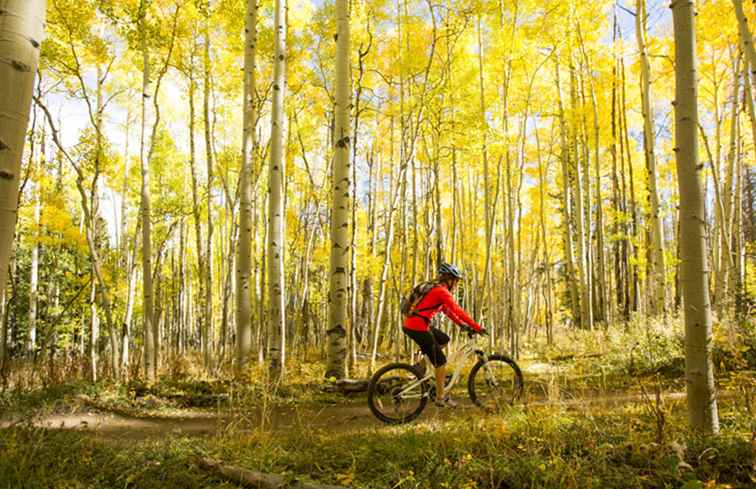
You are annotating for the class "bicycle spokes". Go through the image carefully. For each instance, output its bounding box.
[368,364,428,424]
[468,355,524,412]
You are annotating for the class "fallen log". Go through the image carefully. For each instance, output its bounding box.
[320,378,369,394]
[197,458,346,489]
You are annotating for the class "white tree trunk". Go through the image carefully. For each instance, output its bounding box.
[268,0,287,380]
[731,0,756,77]
[139,0,156,381]
[325,0,351,380]
[203,10,214,369]
[671,0,719,434]
[28,138,41,357]
[636,0,666,315]
[0,0,46,305]
[733,0,756,162]
[89,275,99,381]
[236,0,258,371]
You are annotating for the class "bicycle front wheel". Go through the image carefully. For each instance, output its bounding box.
[367,363,428,424]
[468,354,524,412]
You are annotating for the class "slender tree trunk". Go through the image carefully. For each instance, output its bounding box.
[349,37,370,371]
[139,0,156,381]
[610,16,627,321]
[186,42,205,359]
[89,273,99,381]
[369,161,406,373]
[731,0,756,78]
[0,0,46,311]
[554,56,580,326]
[716,57,741,308]
[236,0,257,371]
[203,8,215,368]
[586,60,607,324]
[120,110,132,376]
[570,60,591,330]
[477,15,494,324]
[535,126,554,344]
[620,58,641,313]
[636,0,665,315]
[671,0,719,434]
[28,127,41,358]
[742,54,756,162]
[325,0,351,379]
[268,0,287,380]
[735,66,752,321]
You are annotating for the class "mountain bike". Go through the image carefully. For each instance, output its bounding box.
[367,326,524,424]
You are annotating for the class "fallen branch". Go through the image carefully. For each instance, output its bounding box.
[197,458,346,489]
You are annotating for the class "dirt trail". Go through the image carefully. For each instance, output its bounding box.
[1,401,378,440]
[1,390,691,441]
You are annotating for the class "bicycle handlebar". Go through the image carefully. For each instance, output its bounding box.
[461,325,487,338]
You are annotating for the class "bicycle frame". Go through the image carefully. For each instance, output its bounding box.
[395,333,489,400]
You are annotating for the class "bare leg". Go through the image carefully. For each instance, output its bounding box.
[435,343,449,399]
[435,364,446,400]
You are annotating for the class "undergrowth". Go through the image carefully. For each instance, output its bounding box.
[1,316,753,488]
[1,396,752,488]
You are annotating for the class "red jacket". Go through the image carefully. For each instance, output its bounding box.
[403,284,482,332]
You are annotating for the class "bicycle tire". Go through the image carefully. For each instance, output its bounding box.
[467,354,524,411]
[367,363,428,424]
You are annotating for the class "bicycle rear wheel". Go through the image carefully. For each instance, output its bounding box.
[368,363,428,424]
[468,354,524,412]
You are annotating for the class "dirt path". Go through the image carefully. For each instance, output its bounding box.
[0,390,692,442]
[1,401,378,440]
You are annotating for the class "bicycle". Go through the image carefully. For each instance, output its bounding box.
[367,326,524,424]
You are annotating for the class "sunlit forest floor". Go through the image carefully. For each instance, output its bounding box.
[1,318,754,488]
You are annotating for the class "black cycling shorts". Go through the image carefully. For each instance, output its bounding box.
[403,327,450,367]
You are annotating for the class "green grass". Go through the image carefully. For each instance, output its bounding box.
[1,317,753,488]
[1,393,752,488]
[211,401,753,489]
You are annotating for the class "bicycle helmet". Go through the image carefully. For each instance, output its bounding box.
[438,262,463,279]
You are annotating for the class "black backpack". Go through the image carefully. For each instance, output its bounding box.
[400,281,442,322]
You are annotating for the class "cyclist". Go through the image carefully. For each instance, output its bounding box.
[402,262,486,407]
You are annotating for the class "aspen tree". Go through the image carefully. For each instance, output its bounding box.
[635,0,665,315]
[27,113,40,358]
[477,15,494,324]
[138,0,156,381]
[671,0,719,434]
[326,0,351,379]
[620,57,641,313]
[268,0,287,380]
[743,53,756,159]
[577,31,608,323]
[120,111,134,376]
[137,0,179,379]
[610,14,628,319]
[716,56,741,307]
[535,125,554,344]
[185,35,206,356]
[554,55,580,326]
[89,60,107,382]
[349,30,371,373]
[0,0,46,312]
[203,2,214,368]
[236,0,257,371]
[569,58,591,330]
[735,70,749,321]
[731,0,756,76]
